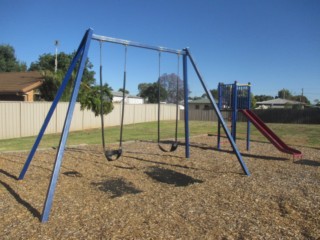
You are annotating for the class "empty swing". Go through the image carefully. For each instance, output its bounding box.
[157,51,180,152]
[99,42,127,161]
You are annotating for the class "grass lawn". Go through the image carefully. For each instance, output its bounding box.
[0,120,319,152]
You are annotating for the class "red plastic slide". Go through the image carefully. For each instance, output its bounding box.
[240,109,302,157]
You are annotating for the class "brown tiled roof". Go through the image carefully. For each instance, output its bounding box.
[0,71,44,94]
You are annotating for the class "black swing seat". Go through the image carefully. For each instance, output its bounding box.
[158,142,178,152]
[104,149,122,161]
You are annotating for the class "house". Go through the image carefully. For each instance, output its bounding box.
[112,91,144,104]
[188,98,213,110]
[256,98,305,109]
[0,71,44,102]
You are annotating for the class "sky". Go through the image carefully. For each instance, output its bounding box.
[1,0,319,103]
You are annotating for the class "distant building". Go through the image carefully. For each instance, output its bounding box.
[0,71,44,102]
[188,98,213,110]
[256,98,305,109]
[112,91,144,104]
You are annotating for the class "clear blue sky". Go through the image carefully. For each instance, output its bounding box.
[1,0,319,103]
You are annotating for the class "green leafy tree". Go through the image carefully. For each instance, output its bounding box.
[118,88,129,94]
[254,95,274,102]
[30,51,113,115]
[139,82,167,103]
[291,95,310,105]
[201,89,218,100]
[78,83,114,116]
[0,44,27,72]
[29,51,95,101]
[37,71,62,101]
[278,89,292,99]
[138,83,151,96]
[190,96,202,100]
[250,93,257,108]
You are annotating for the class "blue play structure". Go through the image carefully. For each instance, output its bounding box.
[18,29,251,222]
[217,81,302,157]
[217,81,251,150]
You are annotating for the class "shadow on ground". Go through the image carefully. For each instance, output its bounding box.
[0,169,18,180]
[91,178,142,198]
[294,160,320,167]
[145,167,203,187]
[0,179,41,220]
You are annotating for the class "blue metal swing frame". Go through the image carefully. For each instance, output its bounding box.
[19,28,250,223]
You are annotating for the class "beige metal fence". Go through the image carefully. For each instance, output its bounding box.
[180,109,320,124]
[0,102,178,140]
[180,109,229,121]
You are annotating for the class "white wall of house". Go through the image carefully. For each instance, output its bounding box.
[112,96,144,104]
[127,97,144,104]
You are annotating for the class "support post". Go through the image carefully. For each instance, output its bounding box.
[185,49,250,176]
[217,82,222,150]
[231,81,238,142]
[41,29,93,222]
[18,30,92,180]
[246,82,251,151]
[182,49,190,158]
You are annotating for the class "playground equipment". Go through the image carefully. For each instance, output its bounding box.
[18,29,250,223]
[217,81,251,150]
[157,52,180,152]
[99,43,127,161]
[217,81,302,157]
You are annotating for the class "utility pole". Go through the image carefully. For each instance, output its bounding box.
[54,40,59,73]
[301,88,304,103]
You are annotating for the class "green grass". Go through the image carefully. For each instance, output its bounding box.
[217,122,320,149]
[1,120,319,152]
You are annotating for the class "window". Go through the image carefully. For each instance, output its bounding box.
[204,105,210,110]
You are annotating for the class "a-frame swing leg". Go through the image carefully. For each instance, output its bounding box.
[18,30,93,180]
[41,29,93,222]
[184,48,250,176]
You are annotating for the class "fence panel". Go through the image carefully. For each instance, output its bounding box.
[0,102,21,140]
[180,109,320,124]
[0,102,177,140]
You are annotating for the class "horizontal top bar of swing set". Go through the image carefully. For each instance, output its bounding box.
[92,34,187,55]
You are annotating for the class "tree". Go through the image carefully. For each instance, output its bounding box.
[201,89,218,99]
[250,93,257,108]
[78,83,113,116]
[0,44,27,72]
[29,51,95,102]
[158,73,186,103]
[190,96,202,100]
[118,88,129,94]
[291,95,310,105]
[276,88,310,104]
[278,89,292,99]
[139,82,167,103]
[138,83,152,100]
[254,95,274,102]
[30,51,113,116]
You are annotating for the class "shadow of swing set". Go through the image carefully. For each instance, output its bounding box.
[18,28,251,223]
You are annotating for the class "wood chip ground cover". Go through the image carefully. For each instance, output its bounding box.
[0,136,319,239]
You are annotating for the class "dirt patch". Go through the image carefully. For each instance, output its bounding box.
[0,136,319,239]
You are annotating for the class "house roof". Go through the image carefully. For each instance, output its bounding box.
[0,71,44,94]
[189,98,213,104]
[256,98,305,105]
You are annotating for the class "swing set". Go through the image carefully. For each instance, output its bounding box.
[18,28,251,222]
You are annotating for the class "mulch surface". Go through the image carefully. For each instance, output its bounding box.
[1,136,319,239]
